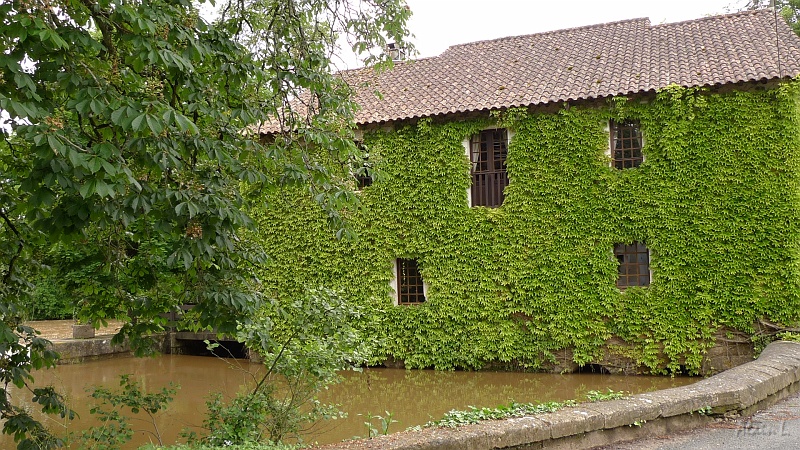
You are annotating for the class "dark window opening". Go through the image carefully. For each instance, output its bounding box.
[470,129,508,207]
[614,242,650,289]
[610,120,643,169]
[397,258,425,305]
[353,143,373,189]
[354,157,373,189]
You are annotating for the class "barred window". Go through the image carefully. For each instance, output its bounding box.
[396,258,425,305]
[610,120,643,169]
[470,129,509,207]
[614,242,650,289]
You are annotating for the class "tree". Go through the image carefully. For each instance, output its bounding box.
[0,0,412,447]
[741,0,800,35]
[201,289,373,446]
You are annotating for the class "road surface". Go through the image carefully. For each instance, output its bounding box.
[596,391,800,450]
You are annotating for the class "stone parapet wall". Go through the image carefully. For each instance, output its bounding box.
[402,332,756,376]
[51,336,133,364]
[322,341,800,450]
[50,334,172,363]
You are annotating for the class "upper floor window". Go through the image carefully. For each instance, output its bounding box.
[396,258,426,305]
[353,154,373,189]
[610,120,643,169]
[614,242,650,290]
[470,129,509,207]
[351,141,373,190]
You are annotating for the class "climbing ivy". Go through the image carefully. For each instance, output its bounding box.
[250,83,800,374]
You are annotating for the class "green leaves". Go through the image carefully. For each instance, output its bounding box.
[1,0,414,445]
[45,134,64,155]
[162,109,199,135]
[174,201,200,218]
[145,114,163,135]
[130,114,147,132]
[427,400,575,428]
[81,374,177,448]
[207,289,372,445]
[253,85,800,374]
[77,178,115,199]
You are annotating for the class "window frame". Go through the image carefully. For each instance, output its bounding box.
[392,258,427,305]
[467,128,510,208]
[613,242,651,290]
[609,120,644,169]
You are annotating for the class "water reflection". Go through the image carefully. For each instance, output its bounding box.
[7,356,695,448]
[315,367,695,443]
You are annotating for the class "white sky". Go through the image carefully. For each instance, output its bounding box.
[335,0,755,68]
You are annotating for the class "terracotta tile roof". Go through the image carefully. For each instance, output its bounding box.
[343,9,800,125]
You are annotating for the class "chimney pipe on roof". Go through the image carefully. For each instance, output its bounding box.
[385,42,405,61]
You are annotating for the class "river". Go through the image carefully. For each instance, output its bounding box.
[6,355,695,448]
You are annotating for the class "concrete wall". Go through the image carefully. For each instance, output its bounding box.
[51,334,171,363]
[322,341,800,450]
[51,336,135,364]
[51,332,237,363]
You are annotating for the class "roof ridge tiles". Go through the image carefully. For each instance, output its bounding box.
[649,7,773,29]
[444,17,651,52]
[338,55,439,76]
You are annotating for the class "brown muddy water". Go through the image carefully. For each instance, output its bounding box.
[7,355,696,448]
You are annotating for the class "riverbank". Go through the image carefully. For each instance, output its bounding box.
[319,341,800,450]
[25,320,800,448]
[4,355,693,448]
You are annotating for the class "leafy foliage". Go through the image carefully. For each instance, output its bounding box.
[252,83,800,374]
[425,400,576,428]
[358,411,398,438]
[19,273,72,320]
[79,374,177,450]
[0,0,412,447]
[197,289,373,446]
[585,389,626,402]
[0,320,74,449]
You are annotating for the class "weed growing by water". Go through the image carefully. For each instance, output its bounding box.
[358,411,398,438]
[585,389,626,402]
[691,405,713,416]
[425,400,577,428]
[423,389,631,429]
[79,374,177,449]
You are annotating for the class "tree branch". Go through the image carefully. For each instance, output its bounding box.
[79,0,116,58]
[0,209,24,285]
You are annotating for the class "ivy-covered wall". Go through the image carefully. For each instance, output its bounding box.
[252,84,800,373]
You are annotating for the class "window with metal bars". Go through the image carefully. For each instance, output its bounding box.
[610,120,643,169]
[614,242,650,290]
[396,258,425,305]
[470,129,509,207]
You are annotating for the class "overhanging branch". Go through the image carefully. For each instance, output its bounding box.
[0,209,24,285]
